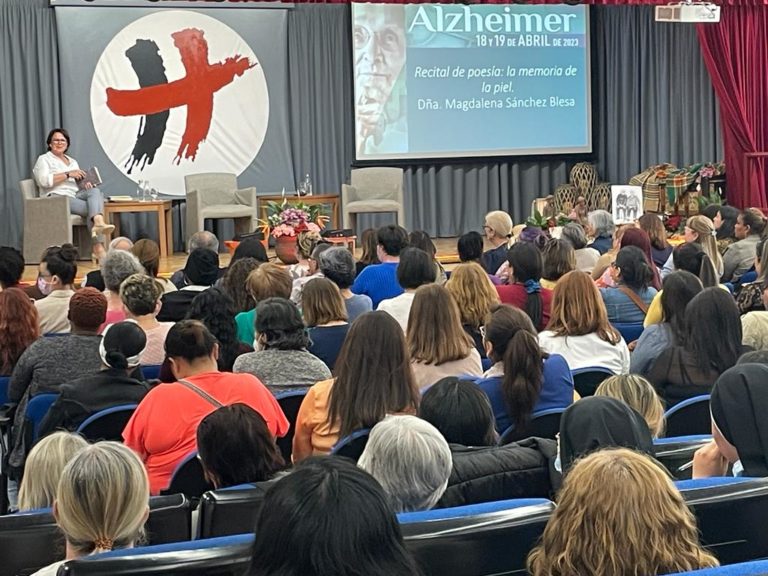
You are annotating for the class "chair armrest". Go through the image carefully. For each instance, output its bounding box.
[341,184,357,204]
[0,403,18,431]
[235,187,257,208]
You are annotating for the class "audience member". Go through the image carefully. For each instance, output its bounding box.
[293,311,419,460]
[591,222,635,281]
[527,448,718,576]
[476,305,573,434]
[302,278,349,372]
[235,262,292,346]
[540,238,576,289]
[738,349,768,365]
[735,237,768,314]
[594,374,665,438]
[318,246,373,322]
[82,236,133,292]
[197,403,286,489]
[496,242,552,331]
[17,432,88,512]
[586,209,614,255]
[100,249,144,330]
[35,244,78,334]
[0,288,40,376]
[0,245,25,290]
[599,245,657,324]
[290,241,332,304]
[158,248,219,322]
[38,321,150,437]
[230,237,268,265]
[289,230,323,280]
[723,207,767,282]
[638,213,673,268]
[408,230,447,284]
[234,298,331,393]
[560,222,599,274]
[595,228,661,290]
[378,246,435,330]
[663,215,723,279]
[186,287,253,372]
[170,231,221,289]
[407,284,482,391]
[355,227,380,276]
[631,271,702,375]
[457,230,484,263]
[359,415,452,513]
[481,210,513,275]
[445,262,500,358]
[352,224,409,308]
[123,320,288,494]
[220,257,261,314]
[742,283,768,351]
[249,457,422,576]
[647,287,744,406]
[119,273,173,365]
[539,271,629,373]
[30,443,150,575]
[131,238,176,294]
[707,204,740,254]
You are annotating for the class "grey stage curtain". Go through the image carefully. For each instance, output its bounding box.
[0,0,61,249]
[594,6,721,185]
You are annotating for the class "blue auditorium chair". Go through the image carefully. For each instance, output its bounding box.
[140,364,162,381]
[664,395,711,437]
[274,389,307,462]
[570,366,614,397]
[161,451,213,499]
[76,404,137,442]
[666,559,768,575]
[26,393,59,443]
[0,376,9,406]
[654,435,712,480]
[197,482,279,539]
[330,428,371,462]
[499,408,565,445]
[612,322,644,343]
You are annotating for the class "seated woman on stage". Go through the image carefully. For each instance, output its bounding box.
[32,128,114,262]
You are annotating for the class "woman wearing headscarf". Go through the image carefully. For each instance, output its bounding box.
[693,364,768,478]
[157,248,219,322]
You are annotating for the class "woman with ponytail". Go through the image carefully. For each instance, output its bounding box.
[31,442,150,575]
[662,215,724,279]
[599,246,658,323]
[38,321,150,438]
[476,304,573,434]
[496,242,552,331]
[723,207,768,282]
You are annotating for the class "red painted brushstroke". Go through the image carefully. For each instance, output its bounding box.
[106,28,256,163]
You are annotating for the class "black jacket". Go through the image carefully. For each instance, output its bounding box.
[436,438,556,508]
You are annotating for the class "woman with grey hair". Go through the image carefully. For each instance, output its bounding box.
[358,415,452,513]
[319,247,373,322]
[100,250,144,330]
[561,222,600,274]
[586,210,615,255]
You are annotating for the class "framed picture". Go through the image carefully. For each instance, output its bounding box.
[611,185,644,224]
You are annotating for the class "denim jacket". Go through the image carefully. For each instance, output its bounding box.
[600,285,657,324]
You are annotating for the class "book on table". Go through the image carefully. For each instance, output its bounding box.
[77,166,102,190]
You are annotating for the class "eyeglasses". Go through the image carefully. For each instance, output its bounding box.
[50,139,68,144]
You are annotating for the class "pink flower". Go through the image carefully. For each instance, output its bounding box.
[271,224,297,238]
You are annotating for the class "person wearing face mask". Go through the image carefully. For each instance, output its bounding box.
[34,244,79,334]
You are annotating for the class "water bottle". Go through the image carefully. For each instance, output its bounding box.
[137,180,145,201]
[304,173,313,196]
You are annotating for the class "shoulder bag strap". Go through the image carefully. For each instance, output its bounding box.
[617,285,650,315]
[177,378,225,409]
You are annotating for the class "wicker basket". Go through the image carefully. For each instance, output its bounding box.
[589,183,612,212]
[554,184,579,214]
[570,162,598,198]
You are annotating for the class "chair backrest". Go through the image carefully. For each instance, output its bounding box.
[611,322,644,343]
[330,428,371,463]
[274,390,307,463]
[26,393,59,442]
[145,494,193,545]
[666,559,768,575]
[184,173,238,205]
[664,395,712,437]
[680,477,768,565]
[349,168,404,202]
[401,499,554,576]
[499,408,565,445]
[654,435,713,480]
[398,498,552,524]
[161,451,213,499]
[0,508,61,576]
[19,178,40,200]
[140,364,162,381]
[0,376,9,406]
[570,367,614,397]
[197,482,277,539]
[57,534,255,576]
[76,404,138,442]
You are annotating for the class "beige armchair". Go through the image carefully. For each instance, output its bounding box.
[184,173,257,244]
[20,179,90,263]
[341,167,405,232]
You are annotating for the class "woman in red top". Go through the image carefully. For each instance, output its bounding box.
[123,320,289,494]
[496,242,553,331]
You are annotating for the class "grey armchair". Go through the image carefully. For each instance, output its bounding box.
[20,179,90,263]
[184,173,257,244]
[341,167,405,233]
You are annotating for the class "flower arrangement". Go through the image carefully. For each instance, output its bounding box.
[265,199,329,239]
[526,209,571,231]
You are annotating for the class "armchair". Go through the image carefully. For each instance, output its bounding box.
[20,179,89,263]
[184,173,257,245]
[341,167,405,233]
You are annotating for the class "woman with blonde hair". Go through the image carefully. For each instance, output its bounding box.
[663,214,723,279]
[18,432,88,511]
[595,375,666,438]
[290,230,323,280]
[30,442,150,576]
[445,262,500,357]
[302,277,349,371]
[235,262,293,346]
[539,271,629,374]
[481,210,513,275]
[527,448,718,576]
[407,285,482,391]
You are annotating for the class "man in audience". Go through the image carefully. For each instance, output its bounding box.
[378,247,435,330]
[170,230,222,289]
[81,236,134,291]
[351,224,408,308]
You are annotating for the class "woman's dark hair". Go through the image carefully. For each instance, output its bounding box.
[661,271,703,345]
[165,319,217,361]
[485,304,548,430]
[542,238,576,282]
[673,243,718,288]
[397,247,435,290]
[685,287,741,375]
[42,244,78,285]
[419,377,497,446]
[232,238,268,264]
[507,242,543,329]
[46,128,70,150]
[101,321,147,370]
[250,457,422,576]
[186,288,242,371]
[715,205,739,240]
[458,231,484,262]
[408,231,436,258]
[221,257,261,314]
[377,225,409,257]
[615,246,653,291]
[0,246,24,288]
[359,228,380,266]
[329,312,419,438]
[255,298,308,351]
[740,208,767,237]
[197,403,285,489]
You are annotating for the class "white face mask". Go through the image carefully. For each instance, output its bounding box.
[37,275,53,296]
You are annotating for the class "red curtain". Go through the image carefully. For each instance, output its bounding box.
[697,7,768,209]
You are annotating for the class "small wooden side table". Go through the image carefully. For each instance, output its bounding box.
[325,235,357,253]
[259,194,340,230]
[103,200,173,258]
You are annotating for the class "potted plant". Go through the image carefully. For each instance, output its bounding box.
[265,200,329,264]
